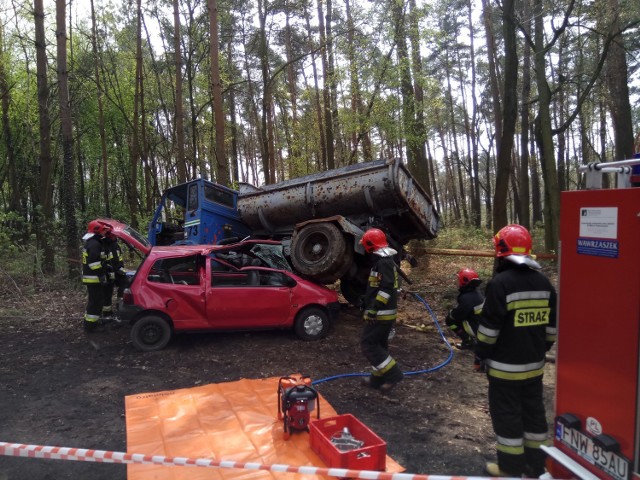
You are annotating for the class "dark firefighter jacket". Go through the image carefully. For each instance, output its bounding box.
[105,238,126,282]
[363,247,398,321]
[82,233,107,285]
[448,284,484,338]
[476,260,557,382]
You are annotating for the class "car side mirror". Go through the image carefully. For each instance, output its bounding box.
[285,276,296,288]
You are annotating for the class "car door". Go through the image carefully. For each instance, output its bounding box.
[144,254,207,329]
[206,260,293,329]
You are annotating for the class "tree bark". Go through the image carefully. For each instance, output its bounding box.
[34,0,55,273]
[208,0,230,185]
[56,0,79,279]
[493,0,517,231]
[174,0,186,184]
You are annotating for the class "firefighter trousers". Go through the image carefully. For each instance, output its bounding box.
[488,377,548,476]
[360,320,403,384]
[85,284,104,330]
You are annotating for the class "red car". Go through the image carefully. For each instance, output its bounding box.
[103,219,341,351]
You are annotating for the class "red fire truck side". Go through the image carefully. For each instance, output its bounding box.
[544,158,640,480]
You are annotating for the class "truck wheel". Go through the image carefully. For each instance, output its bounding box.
[131,315,172,351]
[294,307,330,341]
[291,223,348,279]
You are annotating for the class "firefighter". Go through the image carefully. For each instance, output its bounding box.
[445,268,483,350]
[82,220,110,332]
[359,228,404,393]
[475,224,557,477]
[101,229,127,322]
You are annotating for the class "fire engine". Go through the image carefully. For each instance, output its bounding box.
[543,157,640,480]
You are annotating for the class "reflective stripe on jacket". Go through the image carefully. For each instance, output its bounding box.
[476,262,557,382]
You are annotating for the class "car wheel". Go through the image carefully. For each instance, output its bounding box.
[291,223,348,280]
[294,307,330,341]
[131,315,172,352]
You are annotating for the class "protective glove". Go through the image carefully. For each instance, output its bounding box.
[473,356,487,373]
[364,311,377,323]
[98,275,108,286]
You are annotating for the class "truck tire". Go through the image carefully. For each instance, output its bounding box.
[291,223,348,280]
[294,307,330,341]
[131,315,172,351]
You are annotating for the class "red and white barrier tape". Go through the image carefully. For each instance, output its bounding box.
[0,441,526,480]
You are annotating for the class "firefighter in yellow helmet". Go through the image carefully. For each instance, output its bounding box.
[359,228,403,393]
[476,224,557,477]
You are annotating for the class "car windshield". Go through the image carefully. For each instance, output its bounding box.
[250,244,291,271]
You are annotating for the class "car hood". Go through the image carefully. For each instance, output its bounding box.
[94,218,153,255]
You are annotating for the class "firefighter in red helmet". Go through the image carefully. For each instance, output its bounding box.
[445,268,483,350]
[82,220,111,332]
[358,227,404,393]
[476,224,557,477]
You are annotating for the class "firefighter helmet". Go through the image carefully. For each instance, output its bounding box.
[360,228,388,253]
[457,268,480,288]
[493,224,532,257]
[87,219,112,237]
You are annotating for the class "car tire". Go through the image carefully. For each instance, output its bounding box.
[291,223,348,280]
[131,315,172,352]
[294,307,330,341]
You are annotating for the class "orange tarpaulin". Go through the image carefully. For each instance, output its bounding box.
[125,377,403,480]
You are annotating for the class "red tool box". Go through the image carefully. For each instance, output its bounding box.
[309,414,387,471]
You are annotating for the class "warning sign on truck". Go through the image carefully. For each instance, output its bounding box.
[577,207,619,258]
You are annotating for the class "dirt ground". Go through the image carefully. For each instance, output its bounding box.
[0,253,557,480]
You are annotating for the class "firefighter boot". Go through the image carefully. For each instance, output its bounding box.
[484,462,515,477]
[379,364,404,393]
[362,375,385,390]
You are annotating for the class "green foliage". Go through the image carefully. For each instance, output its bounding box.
[431,225,493,251]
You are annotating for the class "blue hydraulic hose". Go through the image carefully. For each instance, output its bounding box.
[311,292,454,386]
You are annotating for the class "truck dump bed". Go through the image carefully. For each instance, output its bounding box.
[237,159,440,244]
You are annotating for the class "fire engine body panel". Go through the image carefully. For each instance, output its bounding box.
[148,159,440,294]
[547,185,640,480]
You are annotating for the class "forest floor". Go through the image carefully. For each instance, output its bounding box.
[0,248,557,480]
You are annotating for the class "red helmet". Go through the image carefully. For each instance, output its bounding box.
[359,228,388,253]
[493,224,532,257]
[457,268,480,288]
[87,219,112,237]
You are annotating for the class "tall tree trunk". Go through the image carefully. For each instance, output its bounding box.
[392,0,420,169]
[408,0,430,194]
[34,0,55,273]
[604,0,634,161]
[533,0,560,251]
[129,0,143,229]
[90,0,110,217]
[173,0,186,183]
[257,0,275,183]
[493,0,517,231]
[0,23,20,216]
[317,0,334,169]
[325,0,342,165]
[465,0,480,226]
[481,0,502,147]
[208,0,230,185]
[518,0,532,229]
[305,5,327,169]
[56,0,79,279]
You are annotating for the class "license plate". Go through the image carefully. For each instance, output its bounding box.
[556,423,630,480]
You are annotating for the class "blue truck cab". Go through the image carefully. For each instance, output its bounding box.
[149,179,252,246]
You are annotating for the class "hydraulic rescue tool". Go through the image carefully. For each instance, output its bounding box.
[277,375,319,439]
